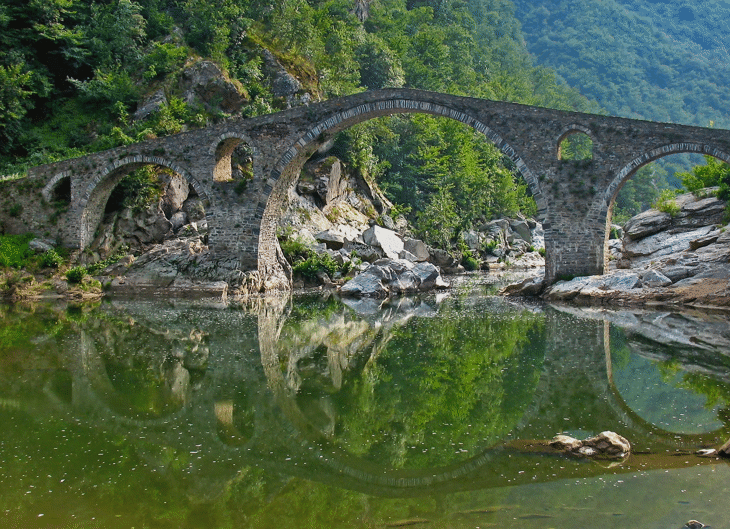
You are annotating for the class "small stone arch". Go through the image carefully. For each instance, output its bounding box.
[42,170,73,204]
[210,132,257,183]
[255,98,545,287]
[557,125,594,161]
[79,155,209,250]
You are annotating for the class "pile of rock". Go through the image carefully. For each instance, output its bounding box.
[88,172,207,263]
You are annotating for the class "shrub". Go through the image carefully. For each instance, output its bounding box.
[0,234,33,268]
[652,189,680,217]
[66,266,88,284]
[40,249,63,268]
[462,256,480,271]
[293,253,339,280]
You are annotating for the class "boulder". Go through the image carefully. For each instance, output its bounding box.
[623,225,715,263]
[133,89,166,121]
[403,238,430,262]
[315,230,345,250]
[550,431,630,459]
[428,248,457,268]
[182,197,206,222]
[463,230,481,250]
[170,211,188,232]
[501,276,545,296]
[362,225,404,260]
[180,60,246,114]
[719,438,730,458]
[509,219,532,243]
[641,269,672,288]
[261,49,302,98]
[160,172,189,217]
[623,209,671,240]
[339,259,448,298]
[29,238,54,253]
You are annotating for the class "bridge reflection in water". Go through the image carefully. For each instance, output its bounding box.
[1,294,729,527]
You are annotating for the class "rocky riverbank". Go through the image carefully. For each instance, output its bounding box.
[505,190,730,309]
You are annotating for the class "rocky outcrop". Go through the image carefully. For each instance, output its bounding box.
[179,60,248,114]
[339,259,448,298]
[531,190,730,307]
[550,431,631,459]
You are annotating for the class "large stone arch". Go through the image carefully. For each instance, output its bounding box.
[256,97,545,288]
[78,155,209,250]
[602,142,730,211]
[590,142,730,272]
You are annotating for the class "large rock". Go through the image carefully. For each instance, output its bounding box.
[428,248,457,268]
[160,172,189,217]
[509,219,532,244]
[362,225,404,260]
[622,225,715,263]
[623,209,672,240]
[339,258,448,298]
[261,49,302,98]
[403,238,430,262]
[180,60,247,114]
[315,230,345,250]
[550,431,630,459]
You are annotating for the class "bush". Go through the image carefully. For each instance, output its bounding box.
[66,266,88,284]
[0,234,33,268]
[462,256,480,271]
[40,249,63,268]
[652,189,680,217]
[293,253,339,280]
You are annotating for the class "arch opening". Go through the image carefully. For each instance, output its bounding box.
[260,99,544,288]
[213,136,254,184]
[558,131,593,161]
[600,144,730,273]
[81,160,208,263]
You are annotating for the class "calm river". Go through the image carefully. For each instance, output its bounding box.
[1,284,729,528]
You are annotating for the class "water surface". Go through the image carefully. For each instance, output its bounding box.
[1,291,729,528]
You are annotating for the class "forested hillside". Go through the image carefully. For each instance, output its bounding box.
[512,0,730,128]
[1,0,726,247]
[1,0,599,246]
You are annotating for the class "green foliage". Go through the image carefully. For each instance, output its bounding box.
[107,166,164,212]
[560,133,593,161]
[40,249,63,269]
[69,69,140,113]
[65,265,88,284]
[142,42,189,80]
[0,234,34,268]
[292,252,341,280]
[678,155,730,197]
[513,0,730,130]
[652,189,680,217]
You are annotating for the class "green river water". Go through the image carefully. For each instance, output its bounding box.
[1,285,729,528]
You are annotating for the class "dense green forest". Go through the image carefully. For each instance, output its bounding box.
[512,0,730,128]
[0,0,727,247]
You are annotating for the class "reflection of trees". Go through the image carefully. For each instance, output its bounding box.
[274,296,545,470]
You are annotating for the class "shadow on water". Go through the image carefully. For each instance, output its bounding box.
[1,292,729,528]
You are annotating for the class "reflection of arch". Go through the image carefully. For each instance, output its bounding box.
[557,124,594,160]
[210,132,256,182]
[79,155,209,250]
[257,98,544,283]
[42,170,72,204]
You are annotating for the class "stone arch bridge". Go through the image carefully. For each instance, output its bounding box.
[23,88,730,287]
